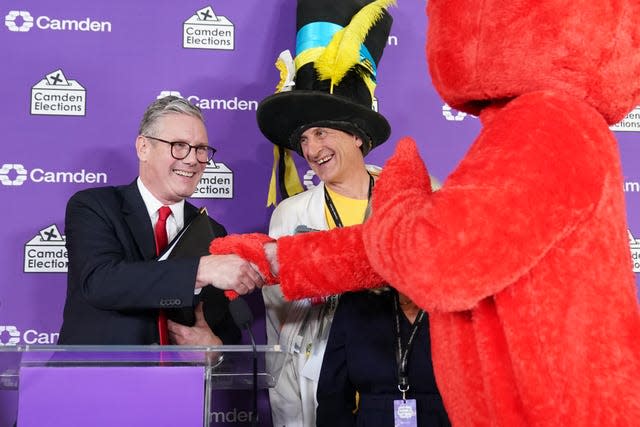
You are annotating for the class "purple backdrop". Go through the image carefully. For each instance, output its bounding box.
[1,1,639,426]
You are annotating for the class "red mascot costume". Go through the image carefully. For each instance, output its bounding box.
[213,1,640,425]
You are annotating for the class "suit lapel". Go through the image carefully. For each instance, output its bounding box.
[184,201,198,224]
[120,180,156,260]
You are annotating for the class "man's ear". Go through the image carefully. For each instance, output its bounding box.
[354,135,363,149]
[135,135,148,161]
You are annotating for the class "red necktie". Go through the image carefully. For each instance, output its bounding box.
[155,206,172,345]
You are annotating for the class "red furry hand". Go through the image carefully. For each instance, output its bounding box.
[209,233,278,300]
[371,137,432,215]
[362,138,434,296]
[277,224,386,301]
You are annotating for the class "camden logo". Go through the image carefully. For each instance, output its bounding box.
[0,163,107,187]
[183,5,234,50]
[611,106,640,132]
[158,90,183,99]
[31,69,86,116]
[0,326,20,346]
[303,169,319,190]
[24,225,68,273]
[0,325,59,345]
[0,164,27,186]
[4,9,111,33]
[192,161,233,199]
[157,90,258,111]
[5,10,34,32]
[629,230,640,273]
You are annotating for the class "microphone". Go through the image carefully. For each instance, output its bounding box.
[228,297,258,426]
[294,224,319,234]
[229,297,253,329]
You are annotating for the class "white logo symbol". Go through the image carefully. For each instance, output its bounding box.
[0,164,27,186]
[157,91,183,99]
[5,10,34,32]
[39,224,65,242]
[25,225,68,273]
[396,403,415,419]
[183,5,235,50]
[192,162,234,199]
[196,6,217,21]
[31,69,87,116]
[442,104,468,121]
[45,69,69,86]
[0,326,20,346]
[303,170,318,190]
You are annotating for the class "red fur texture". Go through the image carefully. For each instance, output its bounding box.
[427,0,640,124]
[277,224,386,301]
[209,233,278,287]
[363,106,640,424]
[268,0,640,425]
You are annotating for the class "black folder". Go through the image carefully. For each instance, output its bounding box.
[159,207,218,326]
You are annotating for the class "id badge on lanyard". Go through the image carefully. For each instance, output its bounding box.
[393,291,425,427]
[394,399,418,426]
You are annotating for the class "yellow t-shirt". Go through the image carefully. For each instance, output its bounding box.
[324,186,369,229]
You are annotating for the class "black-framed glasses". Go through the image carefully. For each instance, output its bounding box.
[143,135,216,164]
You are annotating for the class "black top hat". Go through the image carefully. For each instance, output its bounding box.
[257,0,394,156]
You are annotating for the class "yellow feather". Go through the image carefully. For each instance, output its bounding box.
[315,0,396,87]
[275,58,288,93]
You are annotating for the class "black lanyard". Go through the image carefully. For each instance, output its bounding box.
[392,291,425,400]
[324,173,374,228]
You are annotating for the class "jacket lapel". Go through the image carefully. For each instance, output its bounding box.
[120,180,156,260]
[184,201,198,224]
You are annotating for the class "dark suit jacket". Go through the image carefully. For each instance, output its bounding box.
[316,291,450,427]
[58,180,240,345]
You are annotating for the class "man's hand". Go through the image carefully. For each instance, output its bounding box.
[196,254,265,294]
[167,302,222,346]
[264,242,279,276]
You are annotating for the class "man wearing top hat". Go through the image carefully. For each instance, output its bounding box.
[255,0,395,425]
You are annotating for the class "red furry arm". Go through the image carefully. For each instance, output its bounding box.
[363,94,609,312]
[277,224,386,301]
[208,229,385,301]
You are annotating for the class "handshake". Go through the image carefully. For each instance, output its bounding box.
[201,139,430,302]
[205,224,387,302]
[207,233,279,300]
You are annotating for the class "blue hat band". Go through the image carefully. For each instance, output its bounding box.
[296,22,377,78]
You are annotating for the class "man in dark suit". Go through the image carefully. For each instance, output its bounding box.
[58,96,264,345]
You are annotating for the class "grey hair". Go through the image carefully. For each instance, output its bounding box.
[138,96,204,136]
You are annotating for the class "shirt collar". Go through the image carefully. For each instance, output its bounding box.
[136,177,185,228]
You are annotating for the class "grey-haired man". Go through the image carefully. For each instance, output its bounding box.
[59,96,263,345]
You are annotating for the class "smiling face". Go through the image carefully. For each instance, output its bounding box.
[136,113,208,205]
[300,126,365,188]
